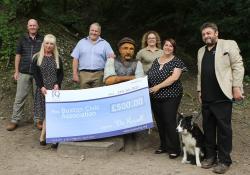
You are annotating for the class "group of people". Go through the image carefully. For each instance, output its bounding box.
[5,19,63,145]
[5,19,244,174]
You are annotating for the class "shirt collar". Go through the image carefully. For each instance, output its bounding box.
[205,43,217,52]
[145,47,160,52]
[25,33,40,40]
[85,36,104,43]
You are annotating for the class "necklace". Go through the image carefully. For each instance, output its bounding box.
[159,56,174,65]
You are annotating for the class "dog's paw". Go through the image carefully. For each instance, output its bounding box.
[196,163,201,167]
[182,159,191,164]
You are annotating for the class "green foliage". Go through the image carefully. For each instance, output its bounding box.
[0,1,19,69]
[184,0,250,74]
[244,75,250,83]
[0,0,250,74]
[16,0,43,16]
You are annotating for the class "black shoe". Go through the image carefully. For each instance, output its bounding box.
[169,153,179,159]
[154,149,167,154]
[51,143,58,149]
[212,162,229,174]
[40,140,46,146]
[201,157,217,169]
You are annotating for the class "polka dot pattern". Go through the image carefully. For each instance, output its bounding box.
[147,57,187,100]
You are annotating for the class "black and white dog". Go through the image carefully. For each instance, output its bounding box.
[176,114,204,167]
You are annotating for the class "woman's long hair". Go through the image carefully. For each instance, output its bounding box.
[34,34,60,68]
[141,30,161,49]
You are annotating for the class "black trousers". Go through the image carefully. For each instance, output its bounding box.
[202,101,232,165]
[151,96,181,154]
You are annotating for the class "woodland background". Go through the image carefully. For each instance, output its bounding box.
[0,0,250,75]
[0,2,250,175]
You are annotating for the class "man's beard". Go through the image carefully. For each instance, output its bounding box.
[204,37,217,46]
[123,55,133,61]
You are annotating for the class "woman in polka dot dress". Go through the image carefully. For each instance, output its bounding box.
[148,38,187,159]
[33,34,64,146]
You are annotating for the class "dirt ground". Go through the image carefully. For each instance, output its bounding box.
[0,73,250,175]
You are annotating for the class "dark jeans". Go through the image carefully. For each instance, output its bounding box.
[202,101,232,165]
[151,96,181,154]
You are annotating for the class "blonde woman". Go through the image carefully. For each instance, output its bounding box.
[32,34,64,145]
[136,31,163,74]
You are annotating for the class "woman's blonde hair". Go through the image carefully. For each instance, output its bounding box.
[141,31,161,49]
[35,34,60,68]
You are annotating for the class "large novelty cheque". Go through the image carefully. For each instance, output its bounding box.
[46,77,153,143]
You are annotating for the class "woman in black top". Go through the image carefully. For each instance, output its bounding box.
[33,34,63,145]
[148,38,187,159]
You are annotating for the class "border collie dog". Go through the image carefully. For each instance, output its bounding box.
[176,115,204,167]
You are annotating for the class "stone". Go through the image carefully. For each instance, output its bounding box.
[124,130,159,153]
[57,136,124,159]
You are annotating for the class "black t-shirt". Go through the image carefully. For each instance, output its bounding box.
[201,45,228,102]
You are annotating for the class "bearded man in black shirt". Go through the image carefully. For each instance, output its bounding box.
[197,22,244,174]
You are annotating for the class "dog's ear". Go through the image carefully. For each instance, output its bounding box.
[185,115,194,126]
[177,112,184,121]
[186,115,193,120]
[191,120,194,127]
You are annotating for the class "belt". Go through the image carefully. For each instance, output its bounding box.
[80,69,104,72]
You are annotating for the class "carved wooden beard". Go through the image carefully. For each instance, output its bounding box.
[119,43,135,61]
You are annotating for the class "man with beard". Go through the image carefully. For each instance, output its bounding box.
[197,22,244,174]
[104,37,144,85]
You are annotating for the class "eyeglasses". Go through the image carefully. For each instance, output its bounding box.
[147,37,156,40]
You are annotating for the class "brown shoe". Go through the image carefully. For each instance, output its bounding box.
[36,121,43,130]
[212,163,229,174]
[201,157,216,169]
[6,122,18,131]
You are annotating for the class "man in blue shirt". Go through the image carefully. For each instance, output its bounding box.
[71,22,114,89]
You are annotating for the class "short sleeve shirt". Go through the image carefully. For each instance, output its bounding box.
[147,57,187,100]
[103,58,144,81]
[71,37,114,70]
[136,48,163,74]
